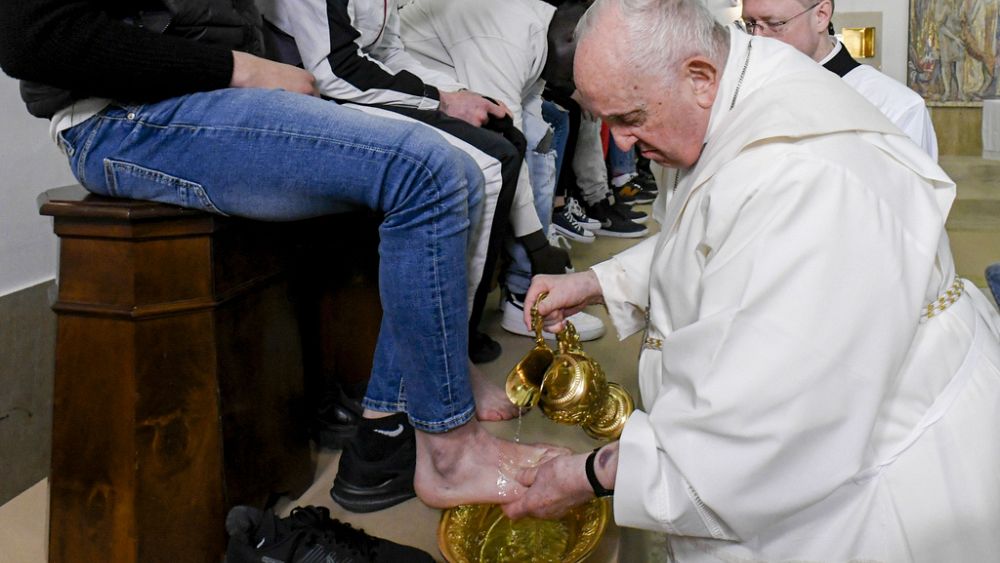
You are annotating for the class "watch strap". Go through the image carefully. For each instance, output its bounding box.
[585,447,614,498]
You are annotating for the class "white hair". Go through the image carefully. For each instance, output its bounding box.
[576,0,729,83]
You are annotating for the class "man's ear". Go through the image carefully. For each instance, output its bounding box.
[682,56,719,109]
[813,0,833,33]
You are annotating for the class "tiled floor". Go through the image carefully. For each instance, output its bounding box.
[1,154,997,563]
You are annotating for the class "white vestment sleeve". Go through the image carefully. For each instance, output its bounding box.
[591,236,657,340]
[615,410,736,538]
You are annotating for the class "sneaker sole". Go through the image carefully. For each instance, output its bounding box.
[330,478,416,513]
[551,223,596,243]
[596,227,649,238]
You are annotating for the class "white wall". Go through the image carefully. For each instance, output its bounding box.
[718,0,910,82]
[0,74,74,297]
[838,0,909,82]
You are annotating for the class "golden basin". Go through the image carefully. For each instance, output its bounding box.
[438,499,610,563]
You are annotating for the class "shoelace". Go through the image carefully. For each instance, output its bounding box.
[566,197,592,223]
[560,204,585,229]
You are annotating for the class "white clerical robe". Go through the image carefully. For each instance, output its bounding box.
[593,28,1000,561]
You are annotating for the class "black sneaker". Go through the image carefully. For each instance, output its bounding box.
[312,383,363,450]
[225,505,435,563]
[469,329,502,364]
[633,170,659,202]
[612,198,648,224]
[617,177,655,205]
[551,204,596,243]
[613,180,641,205]
[330,416,416,513]
[588,199,649,238]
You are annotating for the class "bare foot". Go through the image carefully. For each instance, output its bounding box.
[470,362,520,421]
[414,420,566,508]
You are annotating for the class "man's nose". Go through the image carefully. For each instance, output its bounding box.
[611,128,638,151]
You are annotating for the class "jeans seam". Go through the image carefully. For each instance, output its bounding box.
[75,120,102,186]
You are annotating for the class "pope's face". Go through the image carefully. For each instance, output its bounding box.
[741,0,828,61]
[574,21,717,169]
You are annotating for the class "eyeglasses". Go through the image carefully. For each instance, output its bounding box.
[740,1,821,35]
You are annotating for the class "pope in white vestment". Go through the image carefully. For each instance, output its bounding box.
[507,1,1000,560]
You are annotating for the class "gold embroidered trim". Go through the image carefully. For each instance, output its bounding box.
[642,278,963,348]
[921,277,964,321]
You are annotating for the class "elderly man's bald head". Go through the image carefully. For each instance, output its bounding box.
[575,0,728,86]
[573,0,729,168]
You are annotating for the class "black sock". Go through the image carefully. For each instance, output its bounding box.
[355,412,413,462]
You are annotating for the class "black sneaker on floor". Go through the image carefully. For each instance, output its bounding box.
[633,170,659,201]
[617,177,655,204]
[330,417,416,513]
[312,383,363,450]
[588,199,649,238]
[612,198,648,224]
[551,204,596,243]
[613,180,641,205]
[225,505,434,563]
[469,329,502,364]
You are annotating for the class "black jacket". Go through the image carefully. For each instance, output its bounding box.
[0,0,264,118]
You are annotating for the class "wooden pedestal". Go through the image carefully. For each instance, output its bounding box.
[39,186,326,563]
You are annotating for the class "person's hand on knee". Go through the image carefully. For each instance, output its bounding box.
[230,51,318,96]
[439,90,510,126]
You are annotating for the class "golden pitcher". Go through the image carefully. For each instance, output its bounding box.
[505,293,635,441]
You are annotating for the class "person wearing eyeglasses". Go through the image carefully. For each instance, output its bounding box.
[741,0,938,160]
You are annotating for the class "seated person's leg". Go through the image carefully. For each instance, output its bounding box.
[502,111,605,342]
[342,103,523,365]
[60,87,552,510]
[541,100,570,187]
[573,114,649,238]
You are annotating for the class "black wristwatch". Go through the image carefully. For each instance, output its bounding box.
[585,447,614,497]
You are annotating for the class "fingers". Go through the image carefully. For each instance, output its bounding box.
[515,466,538,487]
[502,499,529,520]
[485,99,507,118]
[231,52,318,96]
[487,99,512,119]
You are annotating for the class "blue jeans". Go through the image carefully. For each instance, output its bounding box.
[505,107,557,295]
[57,88,481,432]
[607,137,636,179]
[987,263,1000,309]
[541,100,570,188]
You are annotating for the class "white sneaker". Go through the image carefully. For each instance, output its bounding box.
[567,197,601,231]
[500,292,605,341]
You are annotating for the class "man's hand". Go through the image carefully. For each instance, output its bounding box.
[439,90,510,126]
[501,452,594,520]
[231,51,318,96]
[524,270,604,334]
